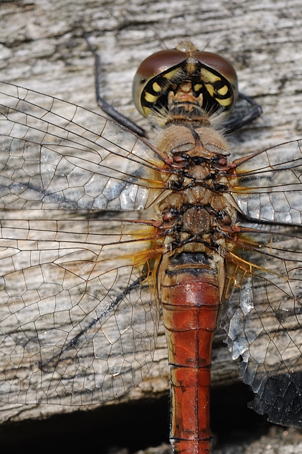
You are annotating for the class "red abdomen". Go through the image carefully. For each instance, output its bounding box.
[161,251,220,454]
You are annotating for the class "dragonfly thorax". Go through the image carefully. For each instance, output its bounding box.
[156,120,237,254]
[156,124,229,160]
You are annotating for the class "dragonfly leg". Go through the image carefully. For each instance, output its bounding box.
[224,91,262,134]
[83,33,146,137]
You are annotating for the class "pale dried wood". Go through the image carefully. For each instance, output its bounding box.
[1,0,302,452]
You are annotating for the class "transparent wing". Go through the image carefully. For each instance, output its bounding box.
[230,140,302,224]
[222,223,302,427]
[0,82,170,212]
[0,217,162,406]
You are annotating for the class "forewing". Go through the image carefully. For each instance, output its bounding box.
[230,140,302,224]
[0,82,170,212]
[0,218,162,406]
[222,223,302,427]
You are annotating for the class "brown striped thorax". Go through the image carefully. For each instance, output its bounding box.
[133,40,238,126]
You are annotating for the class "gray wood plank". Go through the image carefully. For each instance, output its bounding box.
[1,0,302,452]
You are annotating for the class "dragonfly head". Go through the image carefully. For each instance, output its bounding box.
[132,40,238,126]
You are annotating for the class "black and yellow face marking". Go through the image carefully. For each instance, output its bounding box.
[132,41,238,119]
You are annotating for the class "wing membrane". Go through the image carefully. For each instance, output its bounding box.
[230,140,302,224]
[0,218,162,406]
[222,223,302,427]
[0,82,171,211]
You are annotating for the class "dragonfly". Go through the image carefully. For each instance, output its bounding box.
[1,40,302,454]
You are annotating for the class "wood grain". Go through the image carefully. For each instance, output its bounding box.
[1,0,302,452]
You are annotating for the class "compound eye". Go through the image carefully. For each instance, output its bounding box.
[132,42,238,118]
[132,49,187,117]
[192,51,238,110]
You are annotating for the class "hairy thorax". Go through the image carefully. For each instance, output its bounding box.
[155,123,238,255]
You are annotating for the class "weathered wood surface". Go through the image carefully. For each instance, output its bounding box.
[1,0,302,452]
